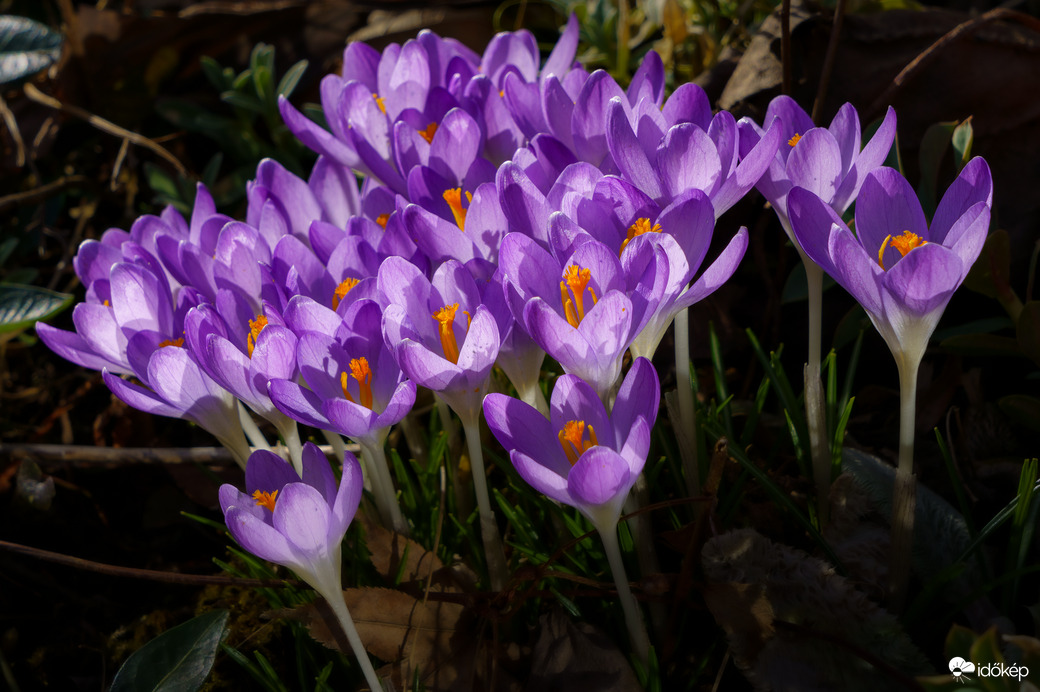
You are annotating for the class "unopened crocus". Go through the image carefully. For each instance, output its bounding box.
[219,443,384,691]
[483,357,660,662]
[788,158,992,604]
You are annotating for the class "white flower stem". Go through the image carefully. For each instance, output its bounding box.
[518,379,550,418]
[889,357,920,610]
[318,584,385,691]
[237,401,271,452]
[673,307,701,495]
[360,439,409,536]
[801,258,831,525]
[599,525,650,664]
[461,412,508,591]
[276,417,304,477]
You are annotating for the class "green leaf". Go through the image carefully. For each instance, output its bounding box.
[951,117,974,171]
[221,89,265,114]
[0,283,73,334]
[0,15,63,85]
[110,610,228,692]
[276,60,308,99]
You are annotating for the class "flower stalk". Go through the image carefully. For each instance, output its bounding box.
[600,525,650,664]
[461,411,509,591]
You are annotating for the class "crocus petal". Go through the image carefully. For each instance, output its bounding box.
[246,449,300,495]
[329,450,364,540]
[786,128,843,204]
[550,374,615,451]
[831,106,896,214]
[607,98,663,201]
[268,379,333,430]
[484,393,568,476]
[678,228,749,310]
[828,225,884,316]
[225,505,304,568]
[611,357,660,445]
[787,187,844,274]
[510,450,571,506]
[930,157,993,244]
[301,442,338,507]
[102,369,184,419]
[273,483,332,555]
[567,446,631,509]
[881,242,963,316]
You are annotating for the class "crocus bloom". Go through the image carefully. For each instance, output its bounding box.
[482,357,660,533]
[379,256,500,420]
[218,444,384,690]
[787,158,992,368]
[738,97,897,227]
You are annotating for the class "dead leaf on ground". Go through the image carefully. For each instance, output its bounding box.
[524,608,642,692]
[276,586,474,690]
[356,506,443,585]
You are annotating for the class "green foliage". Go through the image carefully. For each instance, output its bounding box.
[0,283,72,336]
[110,610,229,692]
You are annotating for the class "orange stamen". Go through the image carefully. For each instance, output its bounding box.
[372,92,386,114]
[419,122,438,144]
[442,188,473,230]
[877,230,927,271]
[340,371,356,404]
[375,213,390,229]
[432,303,462,364]
[558,420,599,465]
[559,265,598,328]
[348,357,373,409]
[333,277,360,310]
[620,217,662,254]
[246,315,268,358]
[158,337,184,349]
[252,489,278,512]
[788,133,802,147]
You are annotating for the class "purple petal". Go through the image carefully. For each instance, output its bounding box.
[246,449,300,495]
[611,357,659,444]
[225,504,303,567]
[855,168,928,270]
[831,106,896,213]
[881,242,963,316]
[301,442,338,506]
[930,157,993,244]
[567,445,632,507]
[510,450,571,506]
[269,379,333,430]
[607,98,663,201]
[550,374,615,450]
[272,483,331,555]
[330,450,364,539]
[786,128,843,204]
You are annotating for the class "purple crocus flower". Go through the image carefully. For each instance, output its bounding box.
[787,159,992,368]
[218,443,385,690]
[738,96,897,227]
[483,357,659,530]
[378,256,500,420]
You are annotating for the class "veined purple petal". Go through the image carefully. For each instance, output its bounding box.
[541,14,579,82]
[329,450,364,540]
[662,83,712,130]
[607,98,663,201]
[787,187,844,274]
[510,449,572,505]
[246,449,300,495]
[550,374,615,450]
[827,103,861,173]
[881,242,963,316]
[930,157,993,244]
[272,483,331,555]
[611,357,659,445]
[855,168,929,270]
[828,225,884,316]
[225,505,303,568]
[942,202,990,279]
[396,338,463,391]
[654,124,721,201]
[831,106,896,214]
[677,227,748,310]
[269,379,332,430]
[37,323,129,374]
[484,393,564,472]
[786,128,843,204]
[568,445,631,508]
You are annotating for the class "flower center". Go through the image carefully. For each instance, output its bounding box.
[877,230,927,270]
[558,420,598,466]
[372,92,386,114]
[252,489,278,512]
[442,188,473,230]
[158,337,184,349]
[419,122,438,144]
[559,264,599,328]
[333,277,360,310]
[788,133,802,147]
[247,315,268,358]
[376,213,389,228]
[340,356,373,409]
[432,303,469,364]
[620,217,662,254]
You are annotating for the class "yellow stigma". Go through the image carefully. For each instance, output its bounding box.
[559,264,599,328]
[375,213,389,229]
[252,489,278,512]
[339,356,373,409]
[372,92,386,114]
[419,122,438,144]
[158,337,184,349]
[246,315,268,358]
[332,277,360,310]
[558,420,599,465]
[877,230,927,270]
[442,188,473,230]
[788,133,802,147]
[432,303,462,364]
[620,217,662,254]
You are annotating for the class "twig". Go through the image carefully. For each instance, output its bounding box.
[0,176,90,213]
[23,82,190,179]
[0,538,300,588]
[867,7,1040,120]
[812,0,847,121]
[0,442,357,466]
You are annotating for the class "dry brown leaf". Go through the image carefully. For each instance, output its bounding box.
[357,507,443,585]
[524,608,642,692]
[279,586,472,690]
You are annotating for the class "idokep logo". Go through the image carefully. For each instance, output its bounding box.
[948,657,1030,683]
